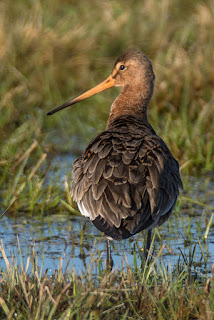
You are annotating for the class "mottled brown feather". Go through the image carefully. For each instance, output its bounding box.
[64,50,183,241]
[71,115,183,240]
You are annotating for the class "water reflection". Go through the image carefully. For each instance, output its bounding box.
[0,201,213,277]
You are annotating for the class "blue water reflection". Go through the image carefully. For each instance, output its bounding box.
[0,205,213,277]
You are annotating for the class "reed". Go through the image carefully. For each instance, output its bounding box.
[0,239,213,319]
[0,0,214,212]
[0,1,213,317]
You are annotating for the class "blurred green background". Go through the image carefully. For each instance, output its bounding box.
[0,0,213,213]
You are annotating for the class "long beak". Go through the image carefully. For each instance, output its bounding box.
[47,75,116,115]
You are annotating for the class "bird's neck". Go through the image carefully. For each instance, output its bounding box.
[107,84,152,127]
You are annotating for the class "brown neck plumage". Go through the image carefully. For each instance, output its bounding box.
[107,81,154,127]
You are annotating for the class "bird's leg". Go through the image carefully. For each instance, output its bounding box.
[106,239,113,271]
[144,229,152,260]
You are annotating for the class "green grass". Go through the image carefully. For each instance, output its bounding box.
[0,0,214,212]
[0,238,214,319]
[0,0,214,318]
[1,179,213,319]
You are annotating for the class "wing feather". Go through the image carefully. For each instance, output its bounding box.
[71,116,182,239]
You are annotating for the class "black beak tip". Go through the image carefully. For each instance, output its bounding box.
[46,100,73,116]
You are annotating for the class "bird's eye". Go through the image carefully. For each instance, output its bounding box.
[119,65,126,70]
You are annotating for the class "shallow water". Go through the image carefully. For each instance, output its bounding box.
[0,180,213,277]
[0,155,213,276]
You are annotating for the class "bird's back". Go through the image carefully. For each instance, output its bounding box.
[71,115,183,240]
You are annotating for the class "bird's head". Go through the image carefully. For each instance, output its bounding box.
[47,50,155,116]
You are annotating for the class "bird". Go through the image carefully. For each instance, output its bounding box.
[47,50,183,269]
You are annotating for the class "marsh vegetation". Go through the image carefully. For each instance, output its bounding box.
[0,0,214,318]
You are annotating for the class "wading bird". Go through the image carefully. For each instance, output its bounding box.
[47,50,183,268]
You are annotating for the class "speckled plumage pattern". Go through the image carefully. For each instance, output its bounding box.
[71,115,182,240]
